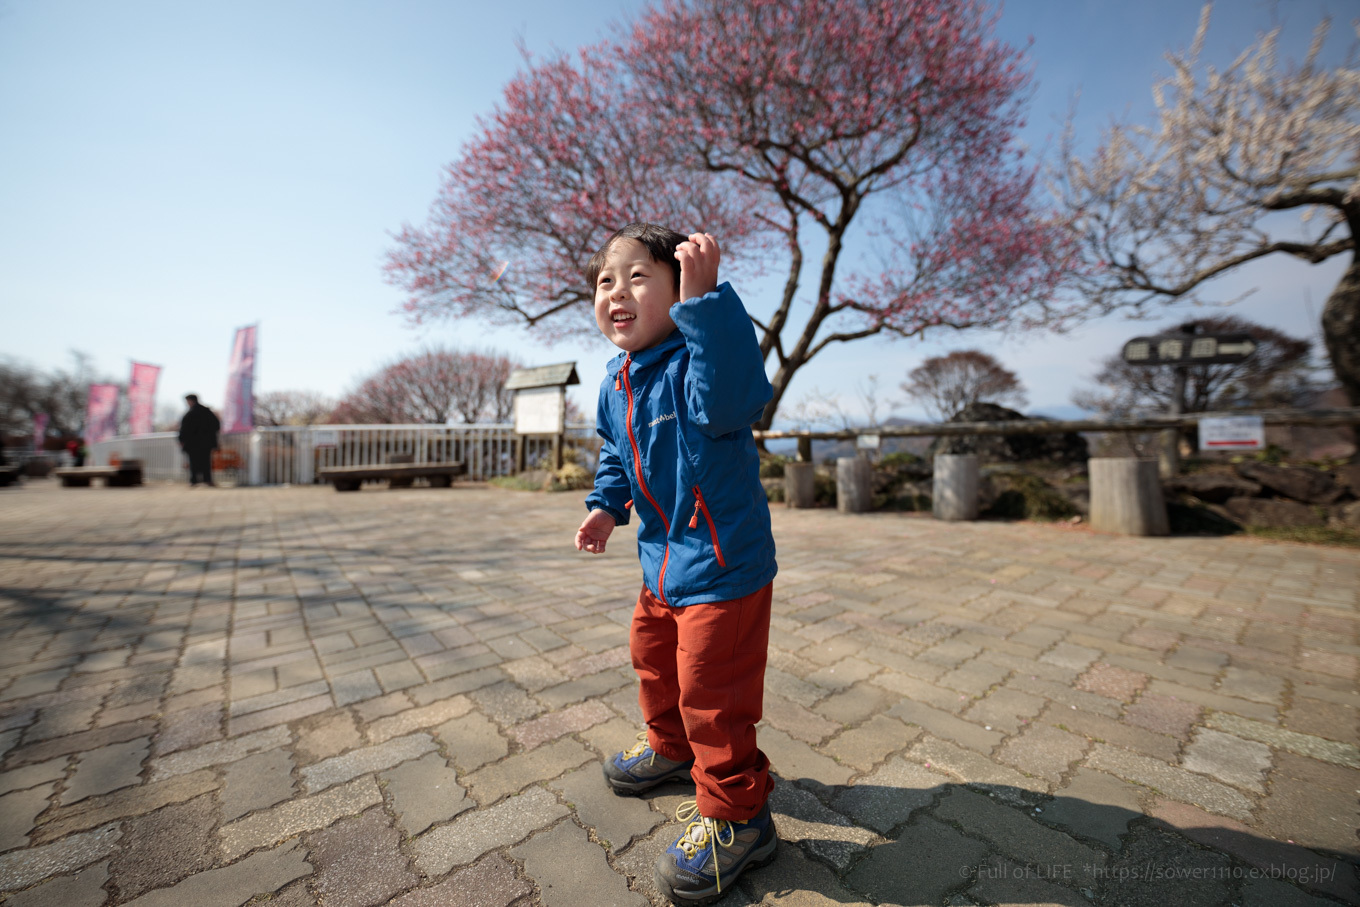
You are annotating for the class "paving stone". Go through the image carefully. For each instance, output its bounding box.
[154,703,222,756]
[412,785,568,876]
[0,758,67,797]
[229,693,332,736]
[119,840,311,907]
[386,854,533,907]
[846,814,986,906]
[331,670,383,706]
[548,765,660,853]
[62,738,149,804]
[1098,823,1232,907]
[1148,797,1358,903]
[309,807,418,907]
[1043,704,1181,763]
[1282,695,1359,746]
[736,840,868,905]
[937,786,1103,869]
[1271,750,1360,793]
[1181,727,1271,793]
[107,794,216,900]
[149,725,290,780]
[462,737,593,805]
[1010,673,1123,718]
[1086,742,1253,820]
[294,710,362,764]
[1207,711,1360,768]
[0,822,121,892]
[872,671,965,712]
[887,699,1001,754]
[961,687,1046,735]
[22,702,101,743]
[830,756,946,834]
[219,775,383,859]
[510,700,612,751]
[1123,692,1202,741]
[2,860,109,907]
[382,751,470,837]
[1041,767,1143,849]
[535,668,634,711]
[468,681,543,726]
[821,715,919,772]
[907,736,1044,804]
[435,711,509,772]
[352,692,413,725]
[6,718,155,768]
[761,694,842,744]
[1241,876,1347,907]
[511,817,645,907]
[300,732,437,793]
[220,747,296,822]
[758,726,853,791]
[0,782,55,851]
[996,723,1086,783]
[34,769,219,845]
[365,695,474,743]
[1075,662,1148,702]
[1259,774,1360,856]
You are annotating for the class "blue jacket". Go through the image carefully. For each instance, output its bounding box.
[585,282,778,607]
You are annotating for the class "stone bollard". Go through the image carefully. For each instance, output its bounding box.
[836,457,872,513]
[933,454,980,521]
[785,462,816,509]
[1089,458,1169,536]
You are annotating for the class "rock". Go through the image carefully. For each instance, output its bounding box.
[1223,497,1324,528]
[1330,500,1360,530]
[1164,472,1262,503]
[930,403,1089,464]
[1235,463,1342,505]
[1333,464,1360,497]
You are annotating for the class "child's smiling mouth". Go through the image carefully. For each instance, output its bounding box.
[612,312,637,324]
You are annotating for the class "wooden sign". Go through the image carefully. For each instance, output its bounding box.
[1122,334,1258,367]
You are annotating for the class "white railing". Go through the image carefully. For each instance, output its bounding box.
[90,423,600,486]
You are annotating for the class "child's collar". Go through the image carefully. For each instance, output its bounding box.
[605,329,685,376]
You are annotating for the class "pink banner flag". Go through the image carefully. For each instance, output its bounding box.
[86,384,120,445]
[127,362,161,436]
[222,325,257,433]
[32,413,48,453]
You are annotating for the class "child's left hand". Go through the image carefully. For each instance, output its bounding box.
[675,232,720,303]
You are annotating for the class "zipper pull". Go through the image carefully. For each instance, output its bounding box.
[625,499,633,510]
[689,500,701,530]
[614,374,621,391]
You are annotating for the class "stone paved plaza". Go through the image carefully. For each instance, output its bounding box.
[0,480,1356,907]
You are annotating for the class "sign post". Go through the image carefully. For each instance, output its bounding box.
[1120,327,1258,477]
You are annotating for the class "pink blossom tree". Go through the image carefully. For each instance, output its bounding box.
[387,0,1076,430]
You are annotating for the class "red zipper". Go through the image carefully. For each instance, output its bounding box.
[689,485,727,568]
[619,355,671,603]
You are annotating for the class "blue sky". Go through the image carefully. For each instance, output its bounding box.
[0,0,1349,426]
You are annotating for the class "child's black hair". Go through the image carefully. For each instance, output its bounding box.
[585,222,688,292]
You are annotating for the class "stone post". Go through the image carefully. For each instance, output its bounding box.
[836,456,872,513]
[1089,457,1169,536]
[785,462,816,508]
[932,454,980,521]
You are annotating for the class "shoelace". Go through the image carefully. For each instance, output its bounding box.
[674,800,736,893]
[622,731,658,767]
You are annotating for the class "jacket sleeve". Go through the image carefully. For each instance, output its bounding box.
[670,282,773,438]
[583,385,631,525]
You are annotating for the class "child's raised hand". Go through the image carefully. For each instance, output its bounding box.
[675,232,720,303]
[575,508,616,555]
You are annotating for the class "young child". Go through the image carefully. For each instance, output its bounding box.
[575,223,778,903]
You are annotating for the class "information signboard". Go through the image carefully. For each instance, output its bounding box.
[514,387,565,435]
[1199,416,1265,451]
[1122,334,1258,367]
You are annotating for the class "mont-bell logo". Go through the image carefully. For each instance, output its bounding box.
[648,412,676,428]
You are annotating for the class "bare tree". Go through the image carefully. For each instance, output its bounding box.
[254,390,336,427]
[332,347,519,425]
[1060,5,1360,452]
[903,350,1027,422]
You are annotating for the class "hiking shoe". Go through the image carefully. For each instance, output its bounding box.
[602,732,694,795]
[654,800,777,904]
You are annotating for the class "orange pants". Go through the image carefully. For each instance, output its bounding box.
[631,582,774,821]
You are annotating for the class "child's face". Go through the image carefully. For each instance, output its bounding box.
[593,238,679,353]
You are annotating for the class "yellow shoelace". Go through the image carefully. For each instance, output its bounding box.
[623,731,657,766]
[674,800,736,893]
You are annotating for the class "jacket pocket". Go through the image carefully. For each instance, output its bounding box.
[688,485,727,568]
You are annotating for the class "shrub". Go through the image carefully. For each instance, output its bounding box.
[550,463,593,491]
[759,454,789,478]
[982,472,1077,521]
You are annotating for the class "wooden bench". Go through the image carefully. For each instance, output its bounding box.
[317,462,467,492]
[0,466,19,487]
[54,461,144,487]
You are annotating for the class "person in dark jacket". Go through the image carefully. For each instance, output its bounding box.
[178,394,221,487]
[577,223,778,903]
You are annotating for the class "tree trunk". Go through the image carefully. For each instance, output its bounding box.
[1321,250,1360,462]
